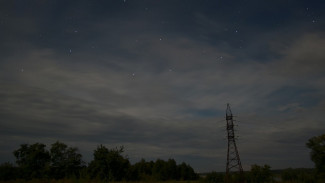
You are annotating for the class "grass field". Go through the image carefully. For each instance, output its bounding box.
[0,180,201,183]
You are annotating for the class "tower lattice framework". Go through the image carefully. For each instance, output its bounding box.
[225,103,243,182]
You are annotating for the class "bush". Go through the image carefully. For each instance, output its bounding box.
[0,162,18,181]
[204,171,225,183]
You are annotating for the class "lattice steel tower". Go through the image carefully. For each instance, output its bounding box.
[225,103,244,182]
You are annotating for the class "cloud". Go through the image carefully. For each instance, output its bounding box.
[272,32,325,77]
[2,29,325,170]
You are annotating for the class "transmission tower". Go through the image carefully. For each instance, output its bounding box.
[225,103,244,182]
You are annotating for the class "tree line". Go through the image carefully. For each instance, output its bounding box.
[0,133,324,182]
[0,141,198,181]
[203,164,272,183]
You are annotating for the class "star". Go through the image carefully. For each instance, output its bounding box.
[217,56,223,60]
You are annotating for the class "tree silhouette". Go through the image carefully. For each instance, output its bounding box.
[50,141,84,179]
[307,134,325,178]
[13,143,50,179]
[88,145,130,181]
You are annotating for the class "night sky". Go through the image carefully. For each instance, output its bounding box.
[1,0,325,173]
